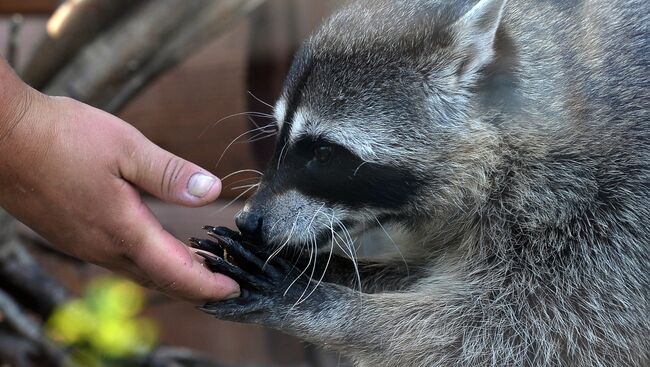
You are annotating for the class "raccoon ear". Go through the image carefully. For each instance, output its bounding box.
[451,0,507,80]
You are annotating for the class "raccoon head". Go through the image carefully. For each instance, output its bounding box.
[236,0,506,250]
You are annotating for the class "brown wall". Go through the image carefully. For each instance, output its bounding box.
[0,0,57,14]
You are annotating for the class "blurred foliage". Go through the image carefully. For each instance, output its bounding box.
[46,277,158,366]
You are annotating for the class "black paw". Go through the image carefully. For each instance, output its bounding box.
[190,226,331,325]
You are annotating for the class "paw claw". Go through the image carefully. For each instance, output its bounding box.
[189,237,222,254]
[206,226,242,240]
[207,234,268,273]
[197,252,264,290]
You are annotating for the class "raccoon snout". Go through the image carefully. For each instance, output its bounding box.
[235,209,263,240]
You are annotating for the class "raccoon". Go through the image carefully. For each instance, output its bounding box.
[194,0,650,365]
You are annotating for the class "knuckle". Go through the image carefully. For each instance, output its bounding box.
[121,135,139,162]
[154,279,180,294]
[104,221,146,260]
[118,136,144,180]
[108,233,137,258]
[161,156,186,197]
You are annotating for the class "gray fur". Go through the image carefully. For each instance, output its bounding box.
[232,0,650,365]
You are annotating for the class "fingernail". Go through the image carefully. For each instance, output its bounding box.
[188,173,217,198]
[225,290,241,300]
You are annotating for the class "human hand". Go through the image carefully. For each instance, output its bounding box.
[0,63,239,303]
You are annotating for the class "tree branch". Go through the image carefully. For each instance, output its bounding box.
[20,0,145,89]
[0,210,68,318]
[0,329,39,367]
[41,0,264,113]
[98,0,266,113]
[0,288,73,367]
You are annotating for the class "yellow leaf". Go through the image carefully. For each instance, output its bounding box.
[46,300,95,344]
[85,277,145,319]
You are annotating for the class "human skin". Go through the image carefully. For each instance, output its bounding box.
[0,58,239,303]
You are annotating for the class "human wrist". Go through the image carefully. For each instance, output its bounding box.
[0,58,38,147]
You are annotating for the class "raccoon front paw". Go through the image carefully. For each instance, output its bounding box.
[190,226,328,325]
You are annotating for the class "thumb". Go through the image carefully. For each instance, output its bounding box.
[120,134,221,206]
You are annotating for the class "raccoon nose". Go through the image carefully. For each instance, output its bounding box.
[235,210,263,239]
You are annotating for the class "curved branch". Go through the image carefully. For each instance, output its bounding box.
[42,0,265,114]
[20,0,144,89]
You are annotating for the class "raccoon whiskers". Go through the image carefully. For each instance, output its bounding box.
[245,114,277,132]
[222,177,261,191]
[267,219,282,246]
[229,183,260,191]
[294,205,329,305]
[247,91,276,110]
[269,211,301,270]
[372,214,410,277]
[333,215,362,294]
[214,184,260,214]
[281,233,317,326]
[330,214,353,248]
[293,232,319,307]
[246,130,278,144]
[219,169,264,182]
[335,216,357,258]
[284,206,324,301]
[248,117,278,135]
[283,237,312,297]
[224,176,260,185]
[300,231,336,305]
[353,161,369,176]
[247,122,277,136]
[216,124,277,168]
[277,139,291,170]
[199,111,274,138]
[216,170,264,212]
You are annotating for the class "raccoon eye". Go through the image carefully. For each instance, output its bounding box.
[313,144,332,163]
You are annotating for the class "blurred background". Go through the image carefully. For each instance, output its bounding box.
[0,0,350,366]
